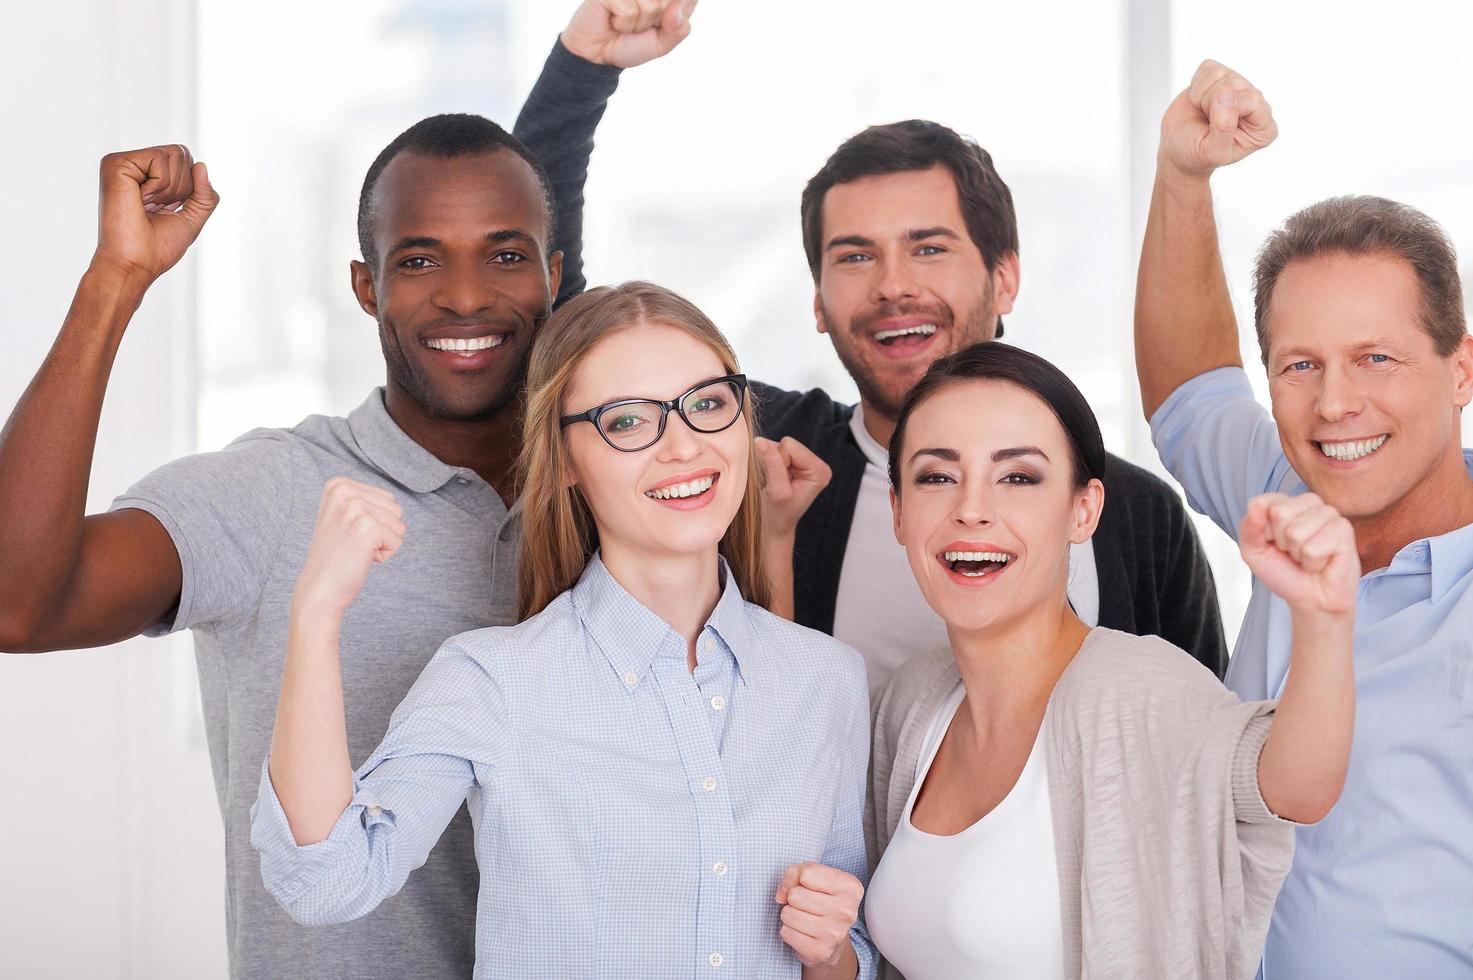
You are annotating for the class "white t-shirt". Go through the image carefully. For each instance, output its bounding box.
[865,682,1065,980]
[832,405,1099,693]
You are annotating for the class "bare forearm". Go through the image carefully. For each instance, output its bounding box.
[762,532,797,621]
[1257,609,1355,823]
[269,603,355,844]
[1134,170,1243,418]
[803,943,858,980]
[0,263,149,629]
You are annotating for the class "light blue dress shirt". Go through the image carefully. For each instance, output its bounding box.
[1152,366,1473,978]
[250,554,878,979]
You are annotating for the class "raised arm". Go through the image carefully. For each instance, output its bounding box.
[0,145,219,652]
[1135,61,1276,418]
[1240,492,1358,824]
[513,0,695,306]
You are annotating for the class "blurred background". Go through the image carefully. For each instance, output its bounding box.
[3,0,1472,975]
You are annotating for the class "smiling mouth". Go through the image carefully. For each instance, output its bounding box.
[423,335,507,353]
[644,474,717,501]
[873,323,940,346]
[939,549,1015,577]
[1316,435,1389,462]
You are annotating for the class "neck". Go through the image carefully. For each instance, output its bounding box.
[859,399,897,449]
[384,382,521,504]
[946,595,1089,737]
[1350,446,1473,571]
[600,543,723,671]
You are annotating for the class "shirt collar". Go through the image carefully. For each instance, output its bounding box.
[1425,520,1473,603]
[571,552,755,691]
[346,387,462,494]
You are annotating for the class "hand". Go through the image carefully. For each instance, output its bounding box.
[93,144,220,284]
[293,478,407,617]
[756,436,832,539]
[1238,493,1359,616]
[1158,60,1277,181]
[774,862,863,970]
[560,0,696,68]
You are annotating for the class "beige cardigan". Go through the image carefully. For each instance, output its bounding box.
[866,628,1296,980]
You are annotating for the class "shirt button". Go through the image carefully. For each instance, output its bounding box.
[702,636,715,653]
[710,695,726,711]
[623,672,639,687]
[702,776,718,793]
[708,952,724,968]
[365,805,382,818]
[712,860,728,876]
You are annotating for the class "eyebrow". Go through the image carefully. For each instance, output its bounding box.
[386,229,538,257]
[907,445,1050,465]
[909,446,959,463]
[824,226,963,253]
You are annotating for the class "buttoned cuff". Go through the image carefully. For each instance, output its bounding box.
[249,756,396,906]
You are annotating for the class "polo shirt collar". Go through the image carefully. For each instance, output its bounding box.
[347,387,462,494]
[572,552,754,690]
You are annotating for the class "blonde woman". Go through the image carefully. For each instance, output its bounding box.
[250,282,877,979]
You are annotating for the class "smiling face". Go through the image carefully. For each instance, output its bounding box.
[1264,251,1473,523]
[351,148,561,421]
[891,380,1102,635]
[815,166,1019,420]
[561,322,750,566]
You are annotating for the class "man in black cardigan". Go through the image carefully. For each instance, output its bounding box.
[514,6,1227,683]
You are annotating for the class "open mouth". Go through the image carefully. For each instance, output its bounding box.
[871,322,940,353]
[937,548,1015,579]
[423,335,507,355]
[1316,435,1388,463]
[644,473,718,502]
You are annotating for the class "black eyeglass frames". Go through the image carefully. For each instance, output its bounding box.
[559,374,749,452]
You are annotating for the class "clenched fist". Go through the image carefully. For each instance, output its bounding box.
[561,0,697,68]
[1158,60,1277,181]
[293,477,407,617]
[1239,492,1359,616]
[94,143,219,284]
[775,861,863,971]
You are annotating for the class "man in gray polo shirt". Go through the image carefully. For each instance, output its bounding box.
[0,3,695,976]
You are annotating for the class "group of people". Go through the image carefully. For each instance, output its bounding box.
[3,1,1469,977]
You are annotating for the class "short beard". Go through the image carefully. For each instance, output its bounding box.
[821,285,998,422]
[378,318,530,423]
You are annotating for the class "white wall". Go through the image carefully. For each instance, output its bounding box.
[0,1,227,977]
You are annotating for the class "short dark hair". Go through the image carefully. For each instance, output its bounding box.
[356,113,555,270]
[801,119,1019,281]
[1253,195,1467,364]
[888,341,1105,495]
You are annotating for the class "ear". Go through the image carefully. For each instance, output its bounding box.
[813,290,829,336]
[350,259,379,318]
[1069,478,1105,545]
[547,249,564,304]
[1452,334,1473,410]
[991,251,1020,316]
[890,486,904,544]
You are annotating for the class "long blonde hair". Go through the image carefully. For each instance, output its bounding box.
[516,281,772,619]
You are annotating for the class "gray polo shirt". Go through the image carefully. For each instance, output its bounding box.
[112,388,519,979]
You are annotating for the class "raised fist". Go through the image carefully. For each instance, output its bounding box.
[1158,60,1277,181]
[1238,493,1359,616]
[294,478,407,617]
[94,144,219,284]
[756,435,832,539]
[561,0,696,69]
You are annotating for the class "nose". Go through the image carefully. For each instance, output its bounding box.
[431,258,497,320]
[872,252,922,305]
[951,481,993,529]
[654,408,702,463]
[1314,363,1365,422]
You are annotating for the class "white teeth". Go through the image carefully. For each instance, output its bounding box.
[941,550,1013,563]
[874,323,939,343]
[424,335,505,352]
[645,475,716,500]
[1318,435,1388,461]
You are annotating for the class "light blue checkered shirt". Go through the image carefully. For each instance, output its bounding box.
[251,553,877,979]
[1152,367,1473,978]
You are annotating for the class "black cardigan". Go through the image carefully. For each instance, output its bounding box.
[753,383,1228,677]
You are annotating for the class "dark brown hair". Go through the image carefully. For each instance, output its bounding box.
[1253,195,1467,363]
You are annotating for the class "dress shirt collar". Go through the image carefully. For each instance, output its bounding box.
[572,551,754,690]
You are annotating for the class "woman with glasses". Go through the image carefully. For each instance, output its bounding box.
[250,282,877,979]
[863,343,1357,980]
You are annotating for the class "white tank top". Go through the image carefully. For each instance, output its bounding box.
[865,683,1065,980]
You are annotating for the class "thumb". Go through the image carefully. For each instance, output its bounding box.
[655,0,693,53]
[178,161,220,230]
[1202,87,1240,162]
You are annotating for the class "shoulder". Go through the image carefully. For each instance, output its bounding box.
[1055,627,1227,712]
[438,591,579,675]
[742,601,868,705]
[1101,453,1186,514]
[750,381,851,438]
